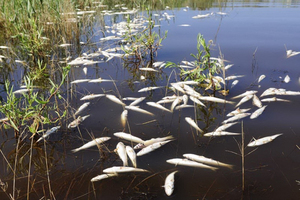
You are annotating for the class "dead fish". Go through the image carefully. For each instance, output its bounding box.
[185,117,203,133]
[232,90,257,99]
[260,97,291,103]
[91,174,117,182]
[138,86,161,92]
[129,97,146,106]
[250,105,267,119]
[71,137,111,153]
[247,133,283,147]
[284,90,300,95]
[157,98,176,104]
[170,97,182,111]
[164,171,178,196]
[106,94,125,106]
[13,88,31,94]
[176,80,198,85]
[122,97,140,101]
[126,146,137,168]
[225,75,245,81]
[189,96,206,107]
[103,166,149,174]
[137,140,172,156]
[252,94,262,108]
[215,122,238,132]
[134,135,174,149]
[198,96,235,104]
[113,132,144,144]
[116,142,128,166]
[175,104,194,110]
[286,50,300,58]
[170,83,185,94]
[71,79,90,84]
[121,110,128,127]
[224,64,234,70]
[222,113,251,124]
[83,67,87,75]
[153,61,165,68]
[235,94,254,108]
[258,75,266,83]
[74,102,90,115]
[139,68,159,72]
[283,75,290,83]
[260,87,278,97]
[68,115,90,128]
[80,94,105,100]
[231,80,239,88]
[182,95,188,105]
[204,131,241,137]
[146,102,172,113]
[227,108,251,117]
[88,78,115,83]
[36,126,60,142]
[183,154,234,169]
[125,106,154,116]
[166,158,218,171]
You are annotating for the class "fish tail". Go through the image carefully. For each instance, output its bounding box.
[71,148,79,153]
[224,164,234,170]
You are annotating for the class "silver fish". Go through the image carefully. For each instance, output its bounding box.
[170,83,185,94]
[250,105,267,119]
[71,137,111,153]
[74,102,90,115]
[227,108,251,117]
[189,96,206,107]
[252,94,262,108]
[164,171,178,196]
[222,113,251,124]
[198,96,235,104]
[204,131,241,137]
[231,80,239,88]
[175,104,194,110]
[235,94,253,108]
[232,90,257,99]
[106,94,125,106]
[125,106,154,116]
[116,142,128,166]
[185,117,203,133]
[71,79,90,84]
[91,174,117,182]
[166,158,218,171]
[146,102,172,113]
[286,50,300,58]
[137,140,172,156]
[103,166,149,174]
[139,68,159,72]
[225,75,245,81]
[247,133,283,147]
[80,94,105,100]
[170,97,182,111]
[129,97,146,106]
[258,75,266,83]
[121,110,128,128]
[68,115,90,128]
[126,146,137,168]
[88,78,115,83]
[215,122,238,132]
[260,97,291,103]
[37,126,60,143]
[183,154,233,169]
[114,132,144,144]
[134,135,174,149]
[122,97,140,101]
[138,86,161,92]
[182,95,188,105]
[283,75,290,83]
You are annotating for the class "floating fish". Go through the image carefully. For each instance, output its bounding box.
[222,113,251,124]
[260,87,278,97]
[13,88,31,94]
[83,67,87,75]
[227,108,251,117]
[129,97,146,106]
[231,80,239,88]
[74,102,90,116]
[224,64,234,70]
[235,94,253,108]
[175,104,194,110]
[192,13,211,19]
[146,102,172,113]
[125,106,154,116]
[258,75,266,83]
[250,105,267,119]
[182,95,188,105]
[170,97,182,111]
[36,126,60,142]
[204,131,241,137]
[166,158,218,171]
[91,174,117,182]
[106,94,125,106]
[189,96,206,107]
[225,75,245,81]
[286,50,300,58]
[232,90,257,99]
[153,61,165,68]
[71,79,90,84]
[71,137,111,153]
[137,140,172,156]
[164,171,178,196]
[215,122,238,132]
[283,75,290,83]
[252,94,262,108]
[198,96,234,104]
[122,97,140,101]
[80,94,105,100]
[114,132,144,144]
[68,115,90,128]
[247,133,283,147]
[185,117,203,133]
[183,154,233,169]
[260,97,291,103]
[134,135,174,149]
[126,146,137,168]
[170,83,185,94]
[139,68,159,72]
[138,86,161,92]
[88,78,115,83]
[103,166,149,174]
[116,142,128,166]
[121,110,128,127]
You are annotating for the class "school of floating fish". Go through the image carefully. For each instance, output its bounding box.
[1,4,299,198]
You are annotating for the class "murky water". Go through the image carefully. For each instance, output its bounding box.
[1,1,300,199]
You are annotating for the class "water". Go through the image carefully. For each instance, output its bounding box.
[1,1,300,199]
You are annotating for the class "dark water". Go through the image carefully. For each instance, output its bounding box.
[1,1,300,199]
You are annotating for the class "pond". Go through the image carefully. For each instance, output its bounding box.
[0,0,300,199]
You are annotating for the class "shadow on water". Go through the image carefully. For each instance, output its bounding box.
[1,0,300,199]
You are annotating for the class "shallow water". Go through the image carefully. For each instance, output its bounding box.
[1,0,300,199]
